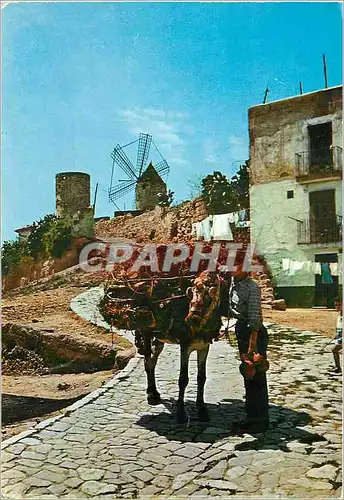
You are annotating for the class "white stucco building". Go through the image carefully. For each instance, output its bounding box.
[249,85,342,308]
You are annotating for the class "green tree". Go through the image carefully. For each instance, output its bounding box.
[43,217,73,258]
[157,190,175,208]
[201,161,250,215]
[230,160,250,210]
[201,171,232,214]
[1,240,28,276]
[27,214,57,259]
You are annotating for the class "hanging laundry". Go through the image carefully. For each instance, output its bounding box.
[282,258,290,272]
[330,263,339,276]
[227,213,237,224]
[201,216,213,241]
[288,260,304,276]
[236,221,250,228]
[238,209,247,222]
[321,262,333,284]
[303,261,313,273]
[211,214,234,241]
[313,262,321,275]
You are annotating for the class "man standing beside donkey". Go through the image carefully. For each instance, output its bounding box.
[221,249,270,434]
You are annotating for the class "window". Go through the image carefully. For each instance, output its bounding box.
[287,190,294,199]
[308,122,332,173]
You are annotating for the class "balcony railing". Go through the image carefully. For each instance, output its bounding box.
[297,216,342,245]
[295,146,342,178]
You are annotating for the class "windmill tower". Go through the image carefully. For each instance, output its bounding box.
[109,133,169,211]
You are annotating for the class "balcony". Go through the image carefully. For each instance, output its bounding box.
[295,146,342,181]
[297,216,342,245]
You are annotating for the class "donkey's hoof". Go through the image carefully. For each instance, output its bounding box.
[147,393,162,405]
[198,407,210,422]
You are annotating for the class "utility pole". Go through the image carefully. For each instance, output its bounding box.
[323,54,328,88]
[93,182,99,210]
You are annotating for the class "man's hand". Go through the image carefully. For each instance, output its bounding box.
[248,329,258,354]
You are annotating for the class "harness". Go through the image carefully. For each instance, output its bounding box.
[189,278,221,336]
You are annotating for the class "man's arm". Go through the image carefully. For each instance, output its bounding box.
[247,283,263,353]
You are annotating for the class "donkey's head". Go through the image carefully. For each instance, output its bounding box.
[185,271,220,333]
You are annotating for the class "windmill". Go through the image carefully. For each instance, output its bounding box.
[109,133,170,211]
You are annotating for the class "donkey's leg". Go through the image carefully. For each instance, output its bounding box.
[177,344,190,424]
[196,344,210,422]
[145,339,164,405]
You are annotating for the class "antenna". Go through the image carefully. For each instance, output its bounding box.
[323,54,328,89]
[299,81,303,95]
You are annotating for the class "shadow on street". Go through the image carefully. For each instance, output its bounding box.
[2,393,82,425]
[135,398,325,450]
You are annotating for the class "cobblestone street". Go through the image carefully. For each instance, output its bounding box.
[2,309,342,500]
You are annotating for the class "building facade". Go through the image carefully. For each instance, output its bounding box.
[249,85,342,307]
[135,163,167,211]
[14,224,35,243]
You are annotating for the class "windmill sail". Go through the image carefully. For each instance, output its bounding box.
[155,159,170,178]
[109,180,137,201]
[136,133,152,176]
[109,133,170,209]
[110,145,138,180]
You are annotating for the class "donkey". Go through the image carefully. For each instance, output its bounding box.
[134,271,225,424]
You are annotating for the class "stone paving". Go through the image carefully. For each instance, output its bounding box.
[1,288,342,499]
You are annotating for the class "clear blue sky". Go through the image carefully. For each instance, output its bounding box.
[2,2,342,241]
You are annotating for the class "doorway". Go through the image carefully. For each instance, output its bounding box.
[309,190,338,244]
[314,253,338,308]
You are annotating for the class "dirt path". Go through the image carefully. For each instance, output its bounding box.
[264,308,337,338]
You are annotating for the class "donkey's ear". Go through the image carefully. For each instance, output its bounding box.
[186,287,193,300]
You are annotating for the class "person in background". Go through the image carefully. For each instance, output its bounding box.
[331,297,342,374]
[221,249,270,433]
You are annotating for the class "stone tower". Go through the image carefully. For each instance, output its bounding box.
[135,163,167,211]
[55,172,94,238]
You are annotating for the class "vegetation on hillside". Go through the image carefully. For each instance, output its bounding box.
[2,215,73,277]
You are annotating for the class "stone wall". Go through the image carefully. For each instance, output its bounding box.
[95,198,208,243]
[2,238,91,293]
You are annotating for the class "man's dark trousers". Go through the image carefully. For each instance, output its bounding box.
[235,320,269,422]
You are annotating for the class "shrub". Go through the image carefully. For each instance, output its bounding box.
[27,214,57,259]
[43,217,73,258]
[201,162,250,215]
[1,240,28,276]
